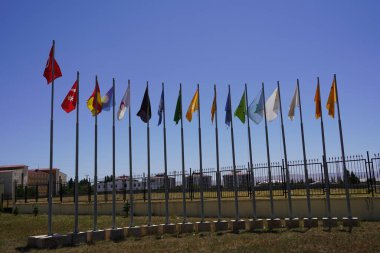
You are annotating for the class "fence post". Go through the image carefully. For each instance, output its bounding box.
[36,185,39,203]
[73,183,75,203]
[13,180,17,210]
[366,151,375,197]
[246,164,250,198]
[123,180,126,203]
[88,180,91,203]
[280,160,286,197]
[24,186,28,203]
[14,180,17,205]
[47,183,49,202]
[59,179,63,203]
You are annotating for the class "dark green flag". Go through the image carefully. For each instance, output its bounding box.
[234,91,246,123]
[174,89,182,124]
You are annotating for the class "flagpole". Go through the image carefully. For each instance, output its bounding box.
[94,75,98,231]
[229,85,240,221]
[317,77,332,222]
[162,82,169,225]
[277,81,293,218]
[146,81,152,226]
[48,40,55,236]
[197,84,205,222]
[296,79,312,221]
[214,84,222,222]
[262,82,274,219]
[244,83,257,219]
[180,83,187,223]
[112,78,116,229]
[128,80,134,227]
[334,74,352,219]
[74,71,80,233]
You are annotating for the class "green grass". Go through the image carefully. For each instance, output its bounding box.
[0,213,380,253]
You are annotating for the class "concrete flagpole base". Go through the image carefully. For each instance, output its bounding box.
[105,228,125,241]
[303,218,319,228]
[27,234,69,249]
[88,230,105,242]
[159,223,177,234]
[195,221,212,233]
[176,222,194,234]
[142,225,159,236]
[266,218,282,230]
[126,226,143,237]
[342,217,359,227]
[247,219,264,231]
[230,220,246,233]
[213,220,229,232]
[66,232,87,245]
[322,217,338,228]
[284,218,300,228]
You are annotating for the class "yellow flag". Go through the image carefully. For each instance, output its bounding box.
[186,89,199,122]
[211,91,216,123]
[314,83,321,119]
[326,78,337,118]
[87,81,102,116]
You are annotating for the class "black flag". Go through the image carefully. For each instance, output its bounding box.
[137,86,152,123]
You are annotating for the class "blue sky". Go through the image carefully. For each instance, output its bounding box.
[0,1,379,180]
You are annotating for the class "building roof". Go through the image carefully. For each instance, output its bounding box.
[0,165,27,170]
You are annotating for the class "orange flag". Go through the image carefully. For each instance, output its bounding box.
[326,79,337,118]
[314,83,322,119]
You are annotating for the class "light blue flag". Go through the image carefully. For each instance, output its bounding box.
[248,89,264,124]
[102,86,114,111]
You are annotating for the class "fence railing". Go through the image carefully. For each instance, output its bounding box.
[6,152,380,205]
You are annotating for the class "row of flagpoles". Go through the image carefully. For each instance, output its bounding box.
[44,41,351,235]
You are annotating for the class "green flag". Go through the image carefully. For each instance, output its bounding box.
[174,89,182,124]
[234,91,246,123]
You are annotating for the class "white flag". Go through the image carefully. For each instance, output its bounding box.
[117,83,130,120]
[288,84,299,120]
[265,88,279,122]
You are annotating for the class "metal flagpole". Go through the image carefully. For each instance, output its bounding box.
[94,75,98,231]
[262,82,274,219]
[197,84,205,222]
[334,74,352,219]
[229,85,240,221]
[180,83,187,223]
[317,77,332,222]
[128,80,134,227]
[48,40,55,236]
[162,82,169,225]
[74,71,80,233]
[112,78,116,229]
[214,84,222,222]
[297,79,312,220]
[244,83,257,219]
[147,82,152,226]
[277,81,293,218]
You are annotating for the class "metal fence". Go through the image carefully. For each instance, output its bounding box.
[6,152,380,205]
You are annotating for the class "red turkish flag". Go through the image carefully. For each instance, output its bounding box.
[43,46,62,84]
[61,81,78,113]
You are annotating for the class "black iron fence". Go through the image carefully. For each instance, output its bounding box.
[7,152,380,205]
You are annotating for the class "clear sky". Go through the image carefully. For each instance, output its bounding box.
[0,1,379,180]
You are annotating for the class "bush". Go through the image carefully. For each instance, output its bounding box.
[32,205,39,216]
[123,201,130,217]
